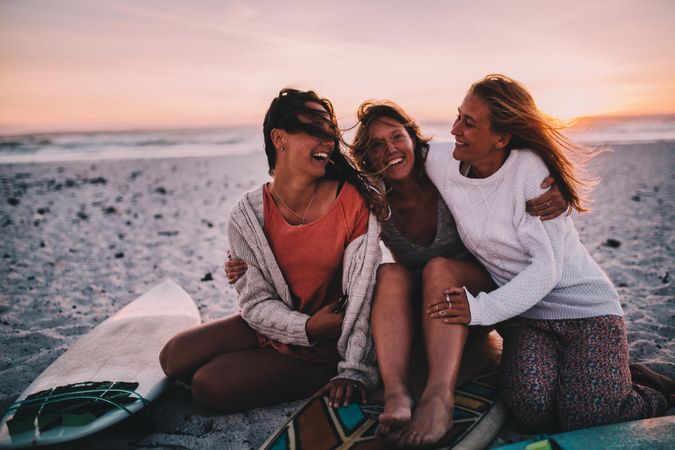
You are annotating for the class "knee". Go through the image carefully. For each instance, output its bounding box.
[503,390,557,432]
[159,335,189,380]
[501,374,557,432]
[509,404,557,432]
[422,257,461,284]
[158,337,178,378]
[191,366,243,414]
[191,370,215,410]
[556,392,616,431]
[373,263,413,303]
[376,262,409,283]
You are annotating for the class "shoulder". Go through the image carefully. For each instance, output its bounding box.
[507,149,550,200]
[339,182,369,229]
[425,141,456,184]
[511,149,547,169]
[228,185,265,226]
[425,141,454,168]
[338,181,367,208]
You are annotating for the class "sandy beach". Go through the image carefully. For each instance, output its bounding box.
[1,141,673,449]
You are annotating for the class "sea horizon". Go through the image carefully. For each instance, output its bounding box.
[1,113,675,165]
[3,112,675,138]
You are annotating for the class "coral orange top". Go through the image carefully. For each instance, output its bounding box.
[259,181,369,364]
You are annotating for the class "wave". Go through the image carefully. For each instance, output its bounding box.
[1,116,673,164]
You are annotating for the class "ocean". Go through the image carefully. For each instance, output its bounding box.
[1,115,674,164]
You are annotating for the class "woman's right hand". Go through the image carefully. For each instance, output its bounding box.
[306,300,345,341]
[525,176,569,220]
[224,252,247,284]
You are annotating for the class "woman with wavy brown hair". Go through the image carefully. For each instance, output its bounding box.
[421,74,672,443]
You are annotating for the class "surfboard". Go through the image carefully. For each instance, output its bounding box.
[0,279,201,448]
[493,415,675,450]
[259,331,507,450]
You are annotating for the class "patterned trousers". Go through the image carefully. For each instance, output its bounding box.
[497,315,668,432]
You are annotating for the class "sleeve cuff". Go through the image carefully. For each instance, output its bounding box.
[289,314,314,347]
[332,370,378,391]
[464,287,483,326]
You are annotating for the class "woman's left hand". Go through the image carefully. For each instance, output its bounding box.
[316,378,367,408]
[525,176,569,221]
[426,287,471,324]
[224,251,247,285]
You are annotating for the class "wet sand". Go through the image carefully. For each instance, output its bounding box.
[1,142,673,448]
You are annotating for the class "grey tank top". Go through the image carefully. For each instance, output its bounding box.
[381,197,470,273]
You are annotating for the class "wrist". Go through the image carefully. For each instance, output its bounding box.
[305,317,318,344]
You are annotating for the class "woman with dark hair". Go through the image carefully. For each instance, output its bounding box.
[420,74,672,444]
[159,88,384,413]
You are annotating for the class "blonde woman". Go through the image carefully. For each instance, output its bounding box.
[419,74,671,446]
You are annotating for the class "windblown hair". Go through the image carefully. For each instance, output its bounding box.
[349,101,432,213]
[262,88,388,220]
[470,74,599,213]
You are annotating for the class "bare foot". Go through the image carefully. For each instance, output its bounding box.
[377,391,413,437]
[396,385,453,447]
[630,364,675,408]
[630,364,675,392]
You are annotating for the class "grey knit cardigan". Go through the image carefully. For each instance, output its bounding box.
[226,185,382,389]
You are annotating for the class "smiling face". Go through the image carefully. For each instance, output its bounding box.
[274,101,336,179]
[366,117,415,181]
[451,93,508,169]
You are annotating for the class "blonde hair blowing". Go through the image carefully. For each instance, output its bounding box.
[470,74,601,213]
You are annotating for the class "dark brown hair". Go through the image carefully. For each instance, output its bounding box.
[470,74,599,213]
[263,88,388,219]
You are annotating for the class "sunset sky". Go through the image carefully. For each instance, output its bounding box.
[2,0,674,134]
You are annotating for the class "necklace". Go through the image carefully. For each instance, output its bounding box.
[390,194,422,238]
[271,182,318,224]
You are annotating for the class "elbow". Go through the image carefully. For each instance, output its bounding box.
[541,253,563,290]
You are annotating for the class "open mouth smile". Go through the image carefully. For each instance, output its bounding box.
[386,157,404,167]
[312,151,329,161]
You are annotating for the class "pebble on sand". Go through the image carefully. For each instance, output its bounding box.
[201,273,213,282]
[604,238,622,248]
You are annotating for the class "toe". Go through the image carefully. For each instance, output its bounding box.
[376,423,390,437]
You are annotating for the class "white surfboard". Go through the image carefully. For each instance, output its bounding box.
[0,279,201,448]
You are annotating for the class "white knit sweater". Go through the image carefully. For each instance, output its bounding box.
[426,144,622,326]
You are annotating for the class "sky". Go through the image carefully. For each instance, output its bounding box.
[1,0,675,134]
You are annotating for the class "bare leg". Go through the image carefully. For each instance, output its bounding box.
[160,314,337,413]
[399,257,495,447]
[159,314,259,382]
[371,263,418,436]
[191,347,336,413]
